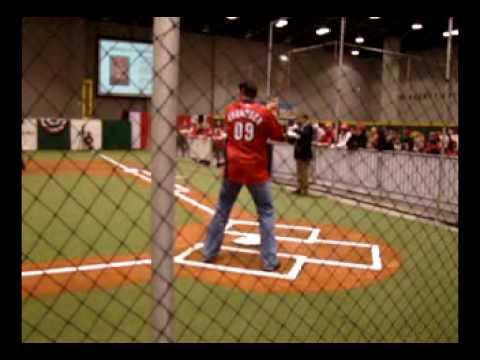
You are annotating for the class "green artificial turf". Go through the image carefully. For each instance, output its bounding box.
[22,151,458,342]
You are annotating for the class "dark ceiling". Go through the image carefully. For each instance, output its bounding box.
[86,16,458,53]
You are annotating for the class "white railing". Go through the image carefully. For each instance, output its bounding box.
[271,143,458,218]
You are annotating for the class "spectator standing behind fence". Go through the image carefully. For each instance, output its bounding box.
[425,132,441,154]
[287,114,314,196]
[203,81,285,272]
[374,127,392,151]
[400,128,414,151]
[446,138,458,157]
[315,122,335,147]
[314,122,325,144]
[448,128,458,149]
[331,123,352,149]
[346,124,367,150]
[412,132,425,153]
[385,129,401,151]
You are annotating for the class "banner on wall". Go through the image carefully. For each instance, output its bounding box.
[140,112,150,149]
[22,118,38,151]
[129,112,142,149]
[39,118,68,134]
[102,120,132,150]
[70,119,102,150]
[37,118,70,150]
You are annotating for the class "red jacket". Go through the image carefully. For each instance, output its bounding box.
[224,101,284,184]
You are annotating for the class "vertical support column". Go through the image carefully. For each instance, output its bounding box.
[380,37,401,122]
[437,17,454,223]
[445,17,454,82]
[210,35,216,115]
[287,53,291,98]
[266,20,274,99]
[151,17,180,343]
[334,17,346,141]
[444,17,454,126]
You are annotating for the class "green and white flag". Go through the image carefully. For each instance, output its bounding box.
[22,118,38,151]
[70,119,102,150]
[129,112,142,149]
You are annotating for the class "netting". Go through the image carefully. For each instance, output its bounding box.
[22,16,458,343]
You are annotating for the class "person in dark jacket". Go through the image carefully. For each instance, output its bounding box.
[375,127,394,151]
[288,114,314,195]
[347,124,368,150]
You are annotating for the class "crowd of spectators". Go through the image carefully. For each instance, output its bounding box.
[177,115,227,165]
[180,114,459,160]
[305,121,458,157]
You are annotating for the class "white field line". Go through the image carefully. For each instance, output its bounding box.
[228,219,316,232]
[174,243,305,280]
[21,155,383,279]
[22,259,152,278]
[370,245,383,271]
[227,229,372,248]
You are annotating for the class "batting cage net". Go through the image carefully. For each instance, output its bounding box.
[22,17,458,343]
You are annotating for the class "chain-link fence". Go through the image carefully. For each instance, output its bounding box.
[22,16,459,343]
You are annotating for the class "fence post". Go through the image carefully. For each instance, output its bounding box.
[151,17,180,343]
[334,17,346,142]
[376,151,384,199]
[436,155,445,224]
[266,20,274,98]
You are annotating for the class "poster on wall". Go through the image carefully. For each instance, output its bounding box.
[70,119,103,150]
[22,118,38,151]
[98,39,153,97]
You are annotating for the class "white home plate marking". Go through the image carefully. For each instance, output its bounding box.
[174,243,306,281]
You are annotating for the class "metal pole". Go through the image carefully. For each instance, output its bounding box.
[289,41,337,55]
[266,20,274,99]
[343,42,421,59]
[444,17,454,128]
[406,57,411,82]
[151,17,180,343]
[335,17,346,141]
[437,17,454,223]
[445,17,454,82]
[287,54,291,97]
[210,35,216,115]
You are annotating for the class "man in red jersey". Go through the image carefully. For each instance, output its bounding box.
[203,82,285,272]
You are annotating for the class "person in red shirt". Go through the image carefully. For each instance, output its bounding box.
[203,81,285,272]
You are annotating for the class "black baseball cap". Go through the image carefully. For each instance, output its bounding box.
[238,81,258,99]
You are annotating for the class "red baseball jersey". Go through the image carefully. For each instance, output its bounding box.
[224,101,284,184]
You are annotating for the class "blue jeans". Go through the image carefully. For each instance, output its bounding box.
[203,179,279,269]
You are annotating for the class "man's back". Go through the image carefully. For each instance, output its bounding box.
[224,101,284,184]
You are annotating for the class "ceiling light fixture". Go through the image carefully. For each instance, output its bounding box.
[351,50,360,56]
[226,17,239,20]
[369,17,381,20]
[443,29,459,37]
[279,54,289,62]
[316,27,331,36]
[412,22,423,30]
[275,19,288,28]
[355,36,365,44]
